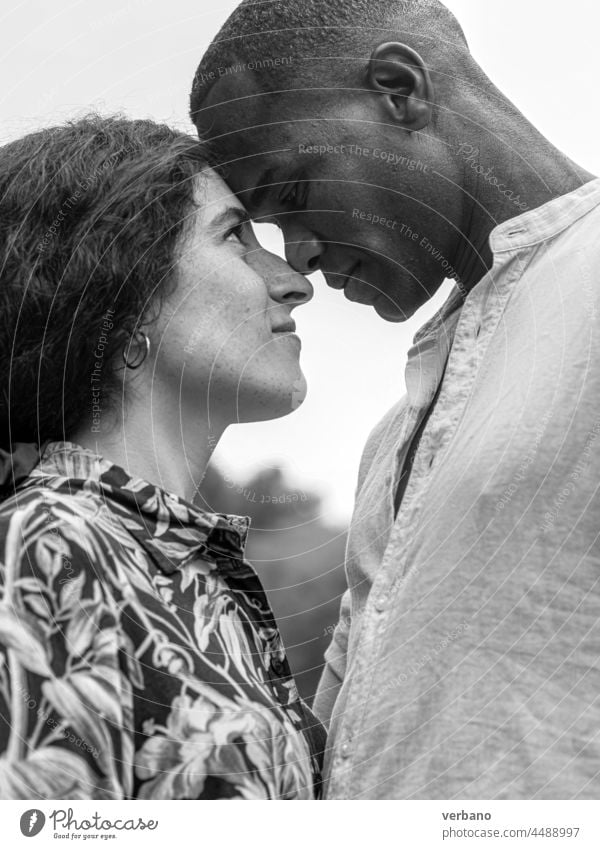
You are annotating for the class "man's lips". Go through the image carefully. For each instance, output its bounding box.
[325,264,409,321]
[323,263,363,294]
[342,262,359,291]
[341,263,381,306]
[323,264,389,309]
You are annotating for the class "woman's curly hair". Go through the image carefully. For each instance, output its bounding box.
[0,114,208,449]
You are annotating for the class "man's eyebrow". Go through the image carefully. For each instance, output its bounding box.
[208,205,251,231]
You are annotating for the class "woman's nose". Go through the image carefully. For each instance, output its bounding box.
[283,225,325,275]
[267,259,314,306]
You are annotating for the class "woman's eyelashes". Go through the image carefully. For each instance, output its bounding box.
[225,221,245,242]
[224,217,254,245]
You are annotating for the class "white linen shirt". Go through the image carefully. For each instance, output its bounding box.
[314,179,600,799]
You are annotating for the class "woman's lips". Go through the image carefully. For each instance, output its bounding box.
[271,320,296,334]
[272,320,301,347]
[272,331,302,349]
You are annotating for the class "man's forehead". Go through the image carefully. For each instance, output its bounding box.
[197,73,316,199]
[199,71,284,138]
[197,68,340,140]
[221,148,296,209]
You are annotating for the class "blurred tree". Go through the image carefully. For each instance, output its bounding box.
[197,462,348,704]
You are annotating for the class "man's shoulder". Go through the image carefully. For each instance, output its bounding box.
[535,180,600,264]
[518,191,600,320]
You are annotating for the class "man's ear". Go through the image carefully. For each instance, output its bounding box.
[367,42,434,130]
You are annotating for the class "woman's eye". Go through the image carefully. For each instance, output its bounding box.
[225,222,245,243]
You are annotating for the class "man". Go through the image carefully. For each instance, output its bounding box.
[190,0,600,799]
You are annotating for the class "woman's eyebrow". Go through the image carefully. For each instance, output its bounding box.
[208,206,251,231]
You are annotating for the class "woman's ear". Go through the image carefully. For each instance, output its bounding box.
[367,41,434,131]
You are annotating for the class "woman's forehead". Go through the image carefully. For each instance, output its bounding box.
[189,168,248,227]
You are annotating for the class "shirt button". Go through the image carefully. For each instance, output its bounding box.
[271,658,286,676]
[374,593,387,612]
[340,738,352,759]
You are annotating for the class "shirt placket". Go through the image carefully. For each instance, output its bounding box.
[326,338,454,794]
[328,271,514,798]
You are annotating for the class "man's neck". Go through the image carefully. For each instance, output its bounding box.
[451,120,595,293]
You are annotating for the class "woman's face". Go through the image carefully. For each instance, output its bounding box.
[151,169,313,426]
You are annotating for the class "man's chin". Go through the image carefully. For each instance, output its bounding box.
[373,297,413,323]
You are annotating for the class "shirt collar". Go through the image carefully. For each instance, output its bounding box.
[489,177,600,253]
[412,284,465,347]
[0,441,51,496]
[412,177,600,348]
[25,441,250,574]
[403,178,600,406]
[404,285,464,406]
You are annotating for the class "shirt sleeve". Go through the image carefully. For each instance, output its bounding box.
[0,500,135,799]
[313,587,352,727]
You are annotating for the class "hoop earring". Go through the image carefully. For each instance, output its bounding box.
[123,331,150,370]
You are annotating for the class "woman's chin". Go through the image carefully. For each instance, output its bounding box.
[235,375,307,423]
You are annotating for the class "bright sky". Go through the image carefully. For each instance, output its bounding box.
[2,0,599,523]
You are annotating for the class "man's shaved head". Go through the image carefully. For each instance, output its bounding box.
[188,0,510,323]
[190,0,467,117]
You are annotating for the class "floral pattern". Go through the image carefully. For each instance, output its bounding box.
[0,442,325,799]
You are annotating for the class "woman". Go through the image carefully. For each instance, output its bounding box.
[0,115,325,799]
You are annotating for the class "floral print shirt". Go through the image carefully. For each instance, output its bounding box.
[0,442,325,799]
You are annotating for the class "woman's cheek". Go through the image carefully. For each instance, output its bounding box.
[235,273,269,309]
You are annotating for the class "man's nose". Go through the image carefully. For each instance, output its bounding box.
[284,225,324,275]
